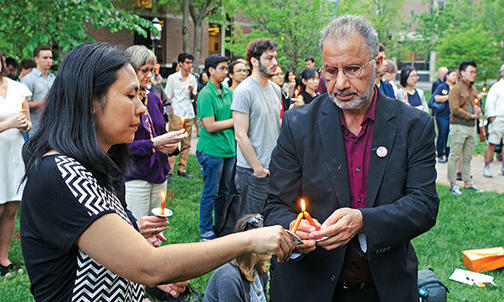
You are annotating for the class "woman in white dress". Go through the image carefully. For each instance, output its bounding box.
[0,52,32,276]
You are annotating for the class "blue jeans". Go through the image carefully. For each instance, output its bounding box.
[196,150,235,238]
[235,166,269,216]
[436,115,450,158]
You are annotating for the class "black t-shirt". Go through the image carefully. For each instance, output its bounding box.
[20,155,144,301]
[301,90,319,104]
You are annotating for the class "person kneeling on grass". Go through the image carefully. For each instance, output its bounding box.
[19,42,294,302]
[204,214,270,302]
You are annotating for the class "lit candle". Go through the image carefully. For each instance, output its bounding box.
[482,86,487,93]
[180,117,185,130]
[300,198,319,230]
[160,191,166,215]
[303,211,320,230]
[291,212,304,234]
[474,97,479,107]
[294,87,300,99]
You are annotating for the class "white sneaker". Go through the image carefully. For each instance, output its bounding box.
[450,185,462,195]
[483,167,493,178]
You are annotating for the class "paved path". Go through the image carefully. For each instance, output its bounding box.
[190,132,504,194]
[435,154,504,194]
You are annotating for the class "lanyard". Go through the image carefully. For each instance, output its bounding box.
[140,90,156,153]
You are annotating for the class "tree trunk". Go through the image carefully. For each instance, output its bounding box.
[193,18,203,73]
[182,0,190,53]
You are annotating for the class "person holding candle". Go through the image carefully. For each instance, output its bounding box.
[164,53,198,179]
[446,61,483,194]
[0,51,32,277]
[123,45,186,220]
[263,16,439,301]
[204,214,271,302]
[19,42,294,302]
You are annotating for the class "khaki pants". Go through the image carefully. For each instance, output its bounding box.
[168,114,193,174]
[447,124,476,183]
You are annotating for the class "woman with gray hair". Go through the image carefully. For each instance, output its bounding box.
[123,45,185,223]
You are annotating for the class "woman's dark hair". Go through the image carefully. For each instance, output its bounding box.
[22,42,131,193]
[199,71,208,85]
[20,59,36,70]
[284,70,295,84]
[299,68,319,92]
[0,52,7,78]
[399,65,416,88]
[444,69,457,82]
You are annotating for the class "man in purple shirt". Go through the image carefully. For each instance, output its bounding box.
[264,15,439,302]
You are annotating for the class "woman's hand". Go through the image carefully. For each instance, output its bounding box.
[246,226,294,262]
[137,216,169,238]
[157,281,189,298]
[7,113,29,130]
[158,143,178,155]
[152,129,187,147]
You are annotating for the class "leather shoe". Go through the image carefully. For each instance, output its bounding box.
[177,172,193,179]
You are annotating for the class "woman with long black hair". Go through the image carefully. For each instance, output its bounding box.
[20,42,294,302]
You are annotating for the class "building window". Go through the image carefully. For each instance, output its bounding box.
[208,24,221,56]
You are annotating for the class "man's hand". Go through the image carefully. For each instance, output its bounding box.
[289,219,317,254]
[309,208,363,251]
[253,167,270,178]
[489,116,496,123]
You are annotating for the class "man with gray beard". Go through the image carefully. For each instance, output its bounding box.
[264,15,439,301]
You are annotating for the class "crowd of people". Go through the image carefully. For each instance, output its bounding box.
[0,12,503,302]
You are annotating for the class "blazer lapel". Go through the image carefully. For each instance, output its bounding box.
[318,97,351,208]
[366,95,397,208]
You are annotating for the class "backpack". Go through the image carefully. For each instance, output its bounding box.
[418,268,449,302]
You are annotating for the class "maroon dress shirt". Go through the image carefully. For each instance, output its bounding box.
[338,87,378,284]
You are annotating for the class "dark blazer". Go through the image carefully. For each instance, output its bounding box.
[263,92,439,302]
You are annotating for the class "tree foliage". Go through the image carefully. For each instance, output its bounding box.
[409,0,503,77]
[0,0,153,60]
[226,0,336,72]
[436,25,500,82]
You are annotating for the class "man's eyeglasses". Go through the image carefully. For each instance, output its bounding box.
[215,66,228,71]
[321,58,374,80]
[240,214,264,231]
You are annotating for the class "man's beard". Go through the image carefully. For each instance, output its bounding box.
[258,59,275,78]
[330,65,376,110]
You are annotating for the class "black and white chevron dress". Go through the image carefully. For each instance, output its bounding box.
[21,155,145,301]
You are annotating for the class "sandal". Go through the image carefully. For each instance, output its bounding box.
[0,263,23,277]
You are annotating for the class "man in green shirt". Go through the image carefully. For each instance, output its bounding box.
[196,55,236,241]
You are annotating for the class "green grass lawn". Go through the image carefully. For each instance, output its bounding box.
[2,155,504,301]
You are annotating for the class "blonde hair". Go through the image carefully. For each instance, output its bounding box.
[234,214,268,282]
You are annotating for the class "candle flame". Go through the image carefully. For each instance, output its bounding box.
[300,198,306,211]
[160,191,166,198]
[483,86,487,92]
